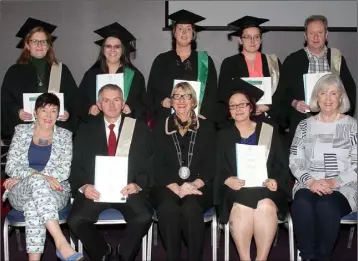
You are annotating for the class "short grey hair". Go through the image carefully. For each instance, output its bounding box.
[304,15,328,32]
[98,84,123,100]
[309,74,350,113]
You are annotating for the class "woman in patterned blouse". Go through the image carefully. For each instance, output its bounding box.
[289,74,357,261]
[3,93,83,261]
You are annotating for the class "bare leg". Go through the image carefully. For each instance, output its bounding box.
[229,203,255,261]
[253,199,277,261]
[28,253,41,261]
[46,220,76,258]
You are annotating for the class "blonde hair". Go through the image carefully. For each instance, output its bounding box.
[309,74,350,113]
[171,81,198,108]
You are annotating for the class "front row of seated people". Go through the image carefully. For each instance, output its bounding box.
[3,73,357,261]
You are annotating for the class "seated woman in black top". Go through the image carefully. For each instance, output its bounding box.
[215,79,291,261]
[151,81,216,261]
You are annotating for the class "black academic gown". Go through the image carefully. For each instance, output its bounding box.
[1,62,78,139]
[150,116,216,210]
[78,65,147,121]
[215,121,291,224]
[218,53,282,128]
[69,114,152,197]
[147,50,218,124]
[272,48,356,146]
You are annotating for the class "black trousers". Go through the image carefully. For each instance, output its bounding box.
[151,186,213,261]
[67,192,153,261]
[291,189,352,261]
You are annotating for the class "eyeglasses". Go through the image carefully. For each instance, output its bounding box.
[29,39,48,46]
[241,35,261,42]
[172,94,192,100]
[229,103,250,110]
[104,44,122,50]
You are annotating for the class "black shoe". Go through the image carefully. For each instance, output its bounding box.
[101,244,112,261]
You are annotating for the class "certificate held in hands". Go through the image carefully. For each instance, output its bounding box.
[235,144,268,187]
[94,156,128,203]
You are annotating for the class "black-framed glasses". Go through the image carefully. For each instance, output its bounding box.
[241,35,261,42]
[229,103,250,110]
[172,94,192,100]
[29,39,48,46]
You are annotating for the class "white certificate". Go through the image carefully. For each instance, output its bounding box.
[303,72,330,110]
[23,93,64,122]
[94,156,128,203]
[96,73,124,102]
[172,79,201,115]
[241,77,272,105]
[235,144,268,187]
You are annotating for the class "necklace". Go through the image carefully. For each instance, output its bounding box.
[172,130,197,180]
[34,133,51,146]
[37,73,44,87]
[317,113,341,122]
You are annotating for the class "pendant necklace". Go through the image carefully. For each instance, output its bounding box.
[172,130,197,180]
[37,73,44,87]
[34,133,51,146]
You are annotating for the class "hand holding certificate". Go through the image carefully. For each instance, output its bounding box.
[235,144,268,187]
[23,93,64,121]
[94,156,128,203]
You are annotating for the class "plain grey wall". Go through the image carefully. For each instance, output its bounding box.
[0,0,356,114]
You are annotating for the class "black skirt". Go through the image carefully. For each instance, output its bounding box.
[218,186,288,224]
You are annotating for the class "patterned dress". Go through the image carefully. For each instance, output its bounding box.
[289,115,357,212]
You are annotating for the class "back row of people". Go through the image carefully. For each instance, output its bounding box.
[3,72,357,261]
[1,10,356,147]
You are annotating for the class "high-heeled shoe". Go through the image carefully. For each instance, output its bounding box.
[56,250,84,261]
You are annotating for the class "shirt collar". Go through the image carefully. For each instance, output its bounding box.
[104,115,121,129]
[304,46,328,59]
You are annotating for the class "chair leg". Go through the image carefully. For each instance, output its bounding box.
[224,223,229,261]
[15,228,23,251]
[287,214,295,261]
[273,227,279,247]
[212,213,217,261]
[153,222,158,246]
[347,225,355,249]
[147,223,153,261]
[3,218,9,261]
[78,240,83,254]
[142,234,147,261]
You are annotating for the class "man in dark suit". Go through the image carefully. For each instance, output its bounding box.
[67,84,153,261]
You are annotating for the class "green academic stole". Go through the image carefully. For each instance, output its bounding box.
[197,51,209,112]
[123,67,135,101]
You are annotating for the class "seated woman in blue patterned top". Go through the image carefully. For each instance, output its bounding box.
[3,93,83,261]
[290,74,357,261]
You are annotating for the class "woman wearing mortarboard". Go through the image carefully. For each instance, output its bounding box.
[147,9,218,126]
[1,18,79,140]
[215,79,291,261]
[218,16,282,129]
[78,22,147,121]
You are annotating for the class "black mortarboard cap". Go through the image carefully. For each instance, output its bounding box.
[94,22,136,52]
[16,17,57,39]
[222,78,264,103]
[228,16,269,30]
[15,18,57,49]
[227,28,270,40]
[168,9,206,31]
